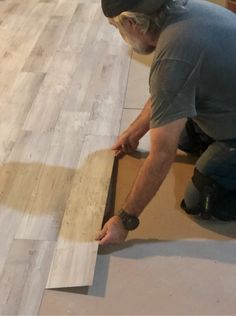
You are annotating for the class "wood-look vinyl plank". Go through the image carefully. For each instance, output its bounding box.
[53,0,80,17]
[0,131,53,238]
[22,15,72,73]
[46,135,115,288]
[0,0,130,297]
[0,14,27,33]
[85,40,131,136]
[39,0,58,3]
[0,0,20,16]
[0,0,41,17]
[66,28,129,116]
[0,72,45,163]
[0,239,55,315]
[15,111,90,241]
[0,3,56,98]
[22,51,80,132]
[58,3,100,52]
[0,233,12,276]
[0,1,55,34]
[62,37,109,112]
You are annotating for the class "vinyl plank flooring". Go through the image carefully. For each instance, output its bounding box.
[0,111,89,241]
[0,2,56,98]
[0,0,21,16]
[0,28,12,57]
[86,42,131,136]
[58,3,100,52]
[0,239,55,315]
[62,36,109,112]
[0,72,45,163]
[46,135,116,288]
[52,0,80,17]
[0,233,12,276]
[0,0,40,16]
[23,51,80,132]
[0,0,131,301]
[0,131,53,239]
[46,6,131,288]
[22,15,72,73]
[15,111,90,241]
[0,2,55,34]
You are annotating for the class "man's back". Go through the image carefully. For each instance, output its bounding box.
[150,0,236,140]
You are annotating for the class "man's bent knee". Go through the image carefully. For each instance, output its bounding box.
[182,168,224,219]
[182,168,236,221]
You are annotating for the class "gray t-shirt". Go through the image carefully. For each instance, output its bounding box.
[149,0,236,140]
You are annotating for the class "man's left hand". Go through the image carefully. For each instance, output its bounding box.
[96,216,128,246]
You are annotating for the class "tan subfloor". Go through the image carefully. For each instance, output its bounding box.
[39,153,236,315]
[39,40,236,315]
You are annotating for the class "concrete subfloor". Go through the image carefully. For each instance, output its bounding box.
[39,46,236,315]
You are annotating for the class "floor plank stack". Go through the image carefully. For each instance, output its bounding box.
[0,0,131,313]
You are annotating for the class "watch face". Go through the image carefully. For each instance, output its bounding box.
[125,217,140,230]
[119,210,140,231]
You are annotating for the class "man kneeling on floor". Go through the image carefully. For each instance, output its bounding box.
[96,0,236,246]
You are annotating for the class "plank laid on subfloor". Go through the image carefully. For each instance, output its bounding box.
[0,130,53,238]
[0,1,130,306]
[0,233,12,277]
[46,135,115,288]
[53,0,81,17]
[0,1,56,97]
[22,15,72,73]
[22,51,81,132]
[58,3,100,53]
[0,239,55,315]
[15,111,90,241]
[46,6,131,288]
[0,72,45,163]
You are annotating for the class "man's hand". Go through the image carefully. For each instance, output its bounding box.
[112,130,139,157]
[96,216,128,246]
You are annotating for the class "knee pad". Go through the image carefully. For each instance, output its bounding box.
[182,181,201,215]
[182,169,224,219]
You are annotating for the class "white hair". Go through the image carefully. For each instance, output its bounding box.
[113,0,188,34]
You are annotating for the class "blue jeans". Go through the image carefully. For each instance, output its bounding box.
[196,139,236,190]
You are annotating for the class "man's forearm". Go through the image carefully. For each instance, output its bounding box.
[126,98,152,140]
[122,151,175,217]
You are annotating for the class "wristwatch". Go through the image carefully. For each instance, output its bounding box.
[118,209,140,231]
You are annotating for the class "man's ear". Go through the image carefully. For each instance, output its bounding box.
[121,16,136,31]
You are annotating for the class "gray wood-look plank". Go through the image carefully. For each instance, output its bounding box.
[0,0,131,311]
[46,135,116,288]
[0,72,45,163]
[53,0,81,17]
[22,51,81,132]
[0,131,53,239]
[15,111,90,241]
[0,2,57,100]
[0,239,55,315]
[22,15,72,73]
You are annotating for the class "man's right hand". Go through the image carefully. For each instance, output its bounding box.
[112,130,139,157]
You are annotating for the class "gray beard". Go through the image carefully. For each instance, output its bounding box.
[125,36,156,55]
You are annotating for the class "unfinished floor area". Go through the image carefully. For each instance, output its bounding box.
[40,54,236,315]
[0,0,236,315]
